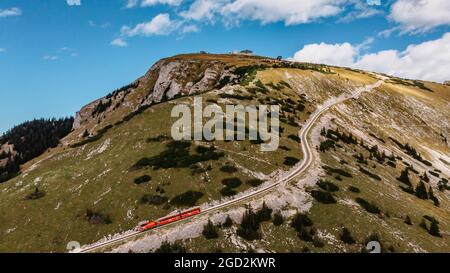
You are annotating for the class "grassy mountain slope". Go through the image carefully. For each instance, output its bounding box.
[0,54,448,253]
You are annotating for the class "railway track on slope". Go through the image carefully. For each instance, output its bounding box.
[77,80,383,253]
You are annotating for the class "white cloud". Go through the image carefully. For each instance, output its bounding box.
[291,42,357,67]
[181,24,200,33]
[126,0,183,8]
[222,0,344,25]
[114,13,184,46]
[389,0,450,33]
[121,13,179,37]
[43,55,60,61]
[180,0,222,21]
[290,33,450,83]
[126,0,139,8]
[141,0,183,6]
[339,4,382,23]
[67,0,81,6]
[178,0,382,26]
[0,7,22,18]
[111,38,128,47]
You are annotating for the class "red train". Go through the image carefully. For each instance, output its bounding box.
[138,207,201,232]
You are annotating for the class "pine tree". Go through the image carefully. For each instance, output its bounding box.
[340,227,356,244]
[429,220,441,238]
[237,208,261,241]
[429,187,440,207]
[415,181,429,200]
[397,167,411,186]
[272,211,284,226]
[404,215,413,225]
[256,202,272,223]
[422,172,429,183]
[223,215,233,228]
[202,220,219,239]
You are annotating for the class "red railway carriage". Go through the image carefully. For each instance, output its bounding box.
[158,214,182,226]
[138,221,158,232]
[137,207,202,232]
[181,207,201,219]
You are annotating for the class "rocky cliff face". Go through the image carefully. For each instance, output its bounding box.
[72,55,238,135]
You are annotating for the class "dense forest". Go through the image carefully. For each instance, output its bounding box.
[0,118,74,183]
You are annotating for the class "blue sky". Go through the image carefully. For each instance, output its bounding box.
[0,0,449,134]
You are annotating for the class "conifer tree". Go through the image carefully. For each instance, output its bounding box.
[429,220,441,238]
[404,215,413,225]
[202,220,219,239]
[415,181,429,200]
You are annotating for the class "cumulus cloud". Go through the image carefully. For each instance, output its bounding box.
[127,0,183,8]
[180,0,221,21]
[181,24,200,33]
[141,0,183,6]
[110,38,128,47]
[113,13,180,46]
[223,0,345,25]
[121,13,179,37]
[290,33,450,83]
[126,0,139,8]
[119,0,382,44]
[179,0,349,25]
[388,0,450,33]
[67,0,81,6]
[0,7,22,17]
[291,42,357,67]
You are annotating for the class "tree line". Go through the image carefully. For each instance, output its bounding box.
[0,117,74,183]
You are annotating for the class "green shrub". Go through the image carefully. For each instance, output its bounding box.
[246,179,264,187]
[317,180,339,192]
[85,209,112,225]
[170,191,204,207]
[146,135,171,143]
[319,139,335,152]
[284,156,300,166]
[340,227,356,244]
[222,178,242,188]
[131,141,224,170]
[134,175,152,185]
[355,198,381,214]
[348,186,360,193]
[154,241,187,253]
[140,194,168,205]
[359,167,382,181]
[220,164,238,173]
[288,134,301,143]
[24,187,46,200]
[290,213,313,233]
[323,166,352,177]
[220,187,237,197]
[311,190,337,204]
